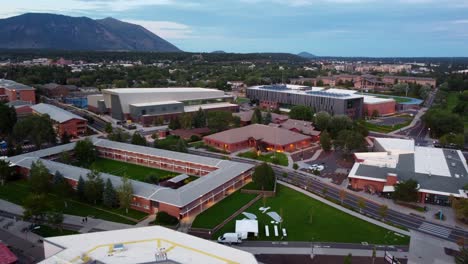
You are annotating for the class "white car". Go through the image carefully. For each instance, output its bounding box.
[308,164,318,170]
[316,165,325,171]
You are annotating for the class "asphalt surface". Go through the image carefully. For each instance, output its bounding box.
[188,149,468,245]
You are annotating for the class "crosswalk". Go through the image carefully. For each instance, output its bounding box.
[418,222,451,238]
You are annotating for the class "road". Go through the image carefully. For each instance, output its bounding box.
[188,149,468,245]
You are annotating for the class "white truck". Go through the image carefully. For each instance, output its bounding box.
[217,233,242,244]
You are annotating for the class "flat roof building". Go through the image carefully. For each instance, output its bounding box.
[203,124,312,153]
[349,138,468,205]
[88,87,237,125]
[0,79,36,104]
[40,226,257,264]
[246,84,364,119]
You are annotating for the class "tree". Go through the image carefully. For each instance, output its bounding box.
[53,171,72,208]
[263,110,272,125]
[344,253,352,264]
[289,105,314,121]
[131,132,147,146]
[0,103,17,136]
[314,111,331,131]
[103,178,118,208]
[456,247,468,264]
[84,169,104,204]
[108,128,131,142]
[117,176,133,214]
[74,138,97,167]
[419,85,431,99]
[251,108,263,124]
[339,189,346,205]
[47,211,64,232]
[61,132,71,144]
[333,130,366,155]
[23,194,51,223]
[357,197,366,213]
[393,179,419,203]
[371,109,380,119]
[0,159,13,186]
[13,115,56,149]
[319,131,332,151]
[29,160,50,194]
[328,115,353,138]
[180,113,193,129]
[104,123,113,134]
[77,175,86,200]
[378,205,388,220]
[252,163,276,191]
[207,111,234,132]
[423,109,464,137]
[452,198,468,224]
[393,83,409,96]
[175,138,188,153]
[168,116,181,130]
[439,133,464,149]
[193,107,207,128]
[293,163,299,170]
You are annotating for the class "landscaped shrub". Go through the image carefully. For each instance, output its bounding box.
[154,211,179,226]
[293,163,299,170]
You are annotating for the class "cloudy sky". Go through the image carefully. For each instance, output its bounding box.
[2,0,468,56]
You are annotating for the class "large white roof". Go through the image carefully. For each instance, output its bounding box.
[104,87,221,94]
[374,138,415,154]
[40,226,257,264]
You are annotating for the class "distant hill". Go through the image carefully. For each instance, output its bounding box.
[211,50,226,53]
[0,13,180,52]
[297,51,316,58]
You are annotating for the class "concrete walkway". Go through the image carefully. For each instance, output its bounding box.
[407,230,458,264]
[279,182,410,236]
[389,107,427,135]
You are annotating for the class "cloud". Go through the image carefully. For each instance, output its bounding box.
[124,19,194,39]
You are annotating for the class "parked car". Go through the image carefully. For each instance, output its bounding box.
[218,233,242,244]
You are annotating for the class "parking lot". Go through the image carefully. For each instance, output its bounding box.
[301,150,354,185]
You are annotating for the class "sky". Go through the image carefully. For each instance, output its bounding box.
[1,0,468,57]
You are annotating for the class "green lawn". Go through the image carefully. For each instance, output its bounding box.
[238,151,289,166]
[376,95,411,103]
[214,185,410,245]
[235,97,251,104]
[0,180,147,224]
[32,225,79,237]
[191,190,258,229]
[91,158,177,182]
[363,121,411,133]
[445,92,468,130]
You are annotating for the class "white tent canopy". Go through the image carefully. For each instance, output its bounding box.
[235,220,258,239]
[242,212,257,220]
[267,212,282,223]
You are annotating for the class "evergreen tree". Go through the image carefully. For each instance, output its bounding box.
[319,131,332,151]
[0,159,13,186]
[251,108,262,124]
[30,160,50,194]
[263,110,272,125]
[61,132,71,144]
[175,138,188,153]
[193,107,207,128]
[131,132,147,146]
[103,178,117,208]
[77,175,85,200]
[84,169,104,204]
[168,116,181,130]
[117,176,133,214]
[74,138,97,167]
[53,171,71,208]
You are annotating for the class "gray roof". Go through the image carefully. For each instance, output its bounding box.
[9,138,254,208]
[0,79,34,90]
[354,151,468,195]
[31,103,86,123]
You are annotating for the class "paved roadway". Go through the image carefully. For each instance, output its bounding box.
[188,149,468,245]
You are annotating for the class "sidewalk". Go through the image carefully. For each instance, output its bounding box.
[279,181,410,236]
[389,107,427,135]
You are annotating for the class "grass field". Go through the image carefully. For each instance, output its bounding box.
[32,225,79,237]
[91,158,177,182]
[376,95,411,103]
[191,190,258,229]
[363,120,411,133]
[214,185,410,245]
[0,180,147,224]
[238,151,289,166]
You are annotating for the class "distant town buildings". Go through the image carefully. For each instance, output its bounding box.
[349,138,468,205]
[87,88,238,125]
[0,79,36,104]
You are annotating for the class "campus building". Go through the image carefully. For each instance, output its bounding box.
[87,88,238,125]
[382,76,437,88]
[348,138,468,205]
[325,89,396,116]
[31,103,88,138]
[40,226,257,264]
[8,138,254,219]
[0,79,36,104]
[246,84,364,119]
[203,124,312,153]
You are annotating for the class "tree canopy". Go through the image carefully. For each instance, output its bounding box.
[13,115,56,148]
[131,132,147,146]
[74,138,97,167]
[393,179,419,202]
[0,103,17,136]
[423,109,464,138]
[30,160,51,194]
[289,105,314,121]
[252,163,276,191]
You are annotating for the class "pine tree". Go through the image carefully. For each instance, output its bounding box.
[263,110,272,125]
[117,176,133,214]
[193,107,207,128]
[103,178,117,208]
[77,175,85,200]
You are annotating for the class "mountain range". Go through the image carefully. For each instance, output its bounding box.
[0,13,180,52]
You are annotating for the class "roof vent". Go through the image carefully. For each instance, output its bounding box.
[455,174,460,178]
[451,162,456,167]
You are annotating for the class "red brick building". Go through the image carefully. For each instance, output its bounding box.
[31,103,87,138]
[0,79,36,104]
[8,139,254,219]
[203,124,312,153]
